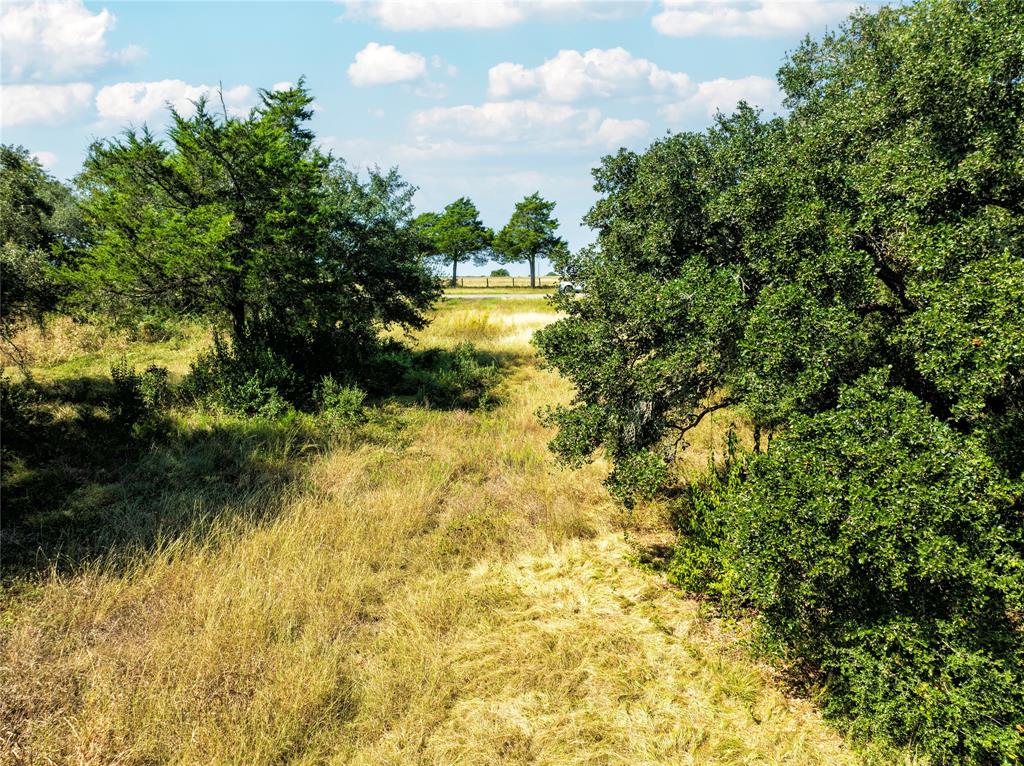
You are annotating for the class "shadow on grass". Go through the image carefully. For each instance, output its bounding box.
[372,343,527,411]
[1,381,328,581]
[2,344,521,581]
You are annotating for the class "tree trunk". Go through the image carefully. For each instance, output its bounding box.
[451,258,458,287]
[529,257,536,288]
[230,301,246,346]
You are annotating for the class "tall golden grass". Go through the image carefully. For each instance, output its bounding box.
[0,300,904,765]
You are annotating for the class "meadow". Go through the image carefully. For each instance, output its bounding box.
[0,298,906,765]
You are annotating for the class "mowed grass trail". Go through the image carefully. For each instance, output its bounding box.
[2,299,867,765]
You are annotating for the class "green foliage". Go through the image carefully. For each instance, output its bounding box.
[316,376,366,426]
[402,342,500,410]
[72,81,439,393]
[536,0,1024,761]
[109,359,172,439]
[0,375,44,465]
[490,268,511,277]
[666,429,744,596]
[415,196,493,285]
[181,336,295,418]
[723,371,1024,762]
[0,145,86,365]
[494,193,565,287]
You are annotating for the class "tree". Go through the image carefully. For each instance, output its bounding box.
[0,145,86,369]
[535,0,1024,761]
[415,197,492,286]
[72,81,439,389]
[493,193,564,288]
[490,268,510,277]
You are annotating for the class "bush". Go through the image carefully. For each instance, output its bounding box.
[402,341,499,409]
[714,371,1024,763]
[181,336,296,418]
[316,376,366,426]
[666,429,743,597]
[109,359,172,439]
[0,375,44,462]
[490,268,510,277]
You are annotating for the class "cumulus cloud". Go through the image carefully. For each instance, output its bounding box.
[594,117,648,146]
[95,81,254,124]
[659,75,781,120]
[652,0,857,38]
[347,42,428,86]
[487,46,780,125]
[412,99,645,148]
[1,0,144,82]
[347,0,524,30]
[1,83,93,127]
[342,1,641,30]
[489,47,690,102]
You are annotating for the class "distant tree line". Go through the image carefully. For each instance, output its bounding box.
[416,192,565,287]
[536,0,1023,762]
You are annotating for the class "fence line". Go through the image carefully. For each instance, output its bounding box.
[441,276,559,289]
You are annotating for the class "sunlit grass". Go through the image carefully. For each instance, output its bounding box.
[0,299,895,765]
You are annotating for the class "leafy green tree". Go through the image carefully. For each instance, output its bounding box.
[73,82,439,390]
[536,0,1024,761]
[415,196,492,286]
[0,145,86,368]
[493,193,564,288]
[490,267,510,277]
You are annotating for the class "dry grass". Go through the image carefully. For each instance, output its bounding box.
[0,300,883,765]
[1,314,209,382]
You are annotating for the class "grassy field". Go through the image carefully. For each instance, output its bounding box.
[0,301,909,765]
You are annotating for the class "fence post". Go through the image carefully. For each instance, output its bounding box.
[512,277,517,288]
[486,277,489,288]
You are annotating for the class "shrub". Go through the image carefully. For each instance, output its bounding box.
[403,341,499,409]
[109,359,172,439]
[666,429,743,596]
[316,376,366,426]
[720,371,1024,763]
[181,336,296,418]
[490,268,510,277]
[0,375,44,462]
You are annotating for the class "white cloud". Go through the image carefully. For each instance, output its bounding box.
[414,81,449,99]
[659,75,781,120]
[344,1,524,30]
[652,0,856,37]
[412,99,643,149]
[347,42,428,86]
[343,0,640,30]
[594,117,648,146]
[95,81,254,125]
[489,47,690,102]
[1,83,93,127]
[414,100,599,143]
[0,0,144,82]
[31,150,58,169]
[271,81,293,92]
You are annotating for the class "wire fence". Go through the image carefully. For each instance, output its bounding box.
[442,276,560,288]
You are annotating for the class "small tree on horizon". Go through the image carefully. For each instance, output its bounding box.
[493,192,564,288]
[415,197,492,286]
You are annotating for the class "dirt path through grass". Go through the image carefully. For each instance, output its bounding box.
[1,302,861,765]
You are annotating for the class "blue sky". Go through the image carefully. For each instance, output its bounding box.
[1,0,862,275]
